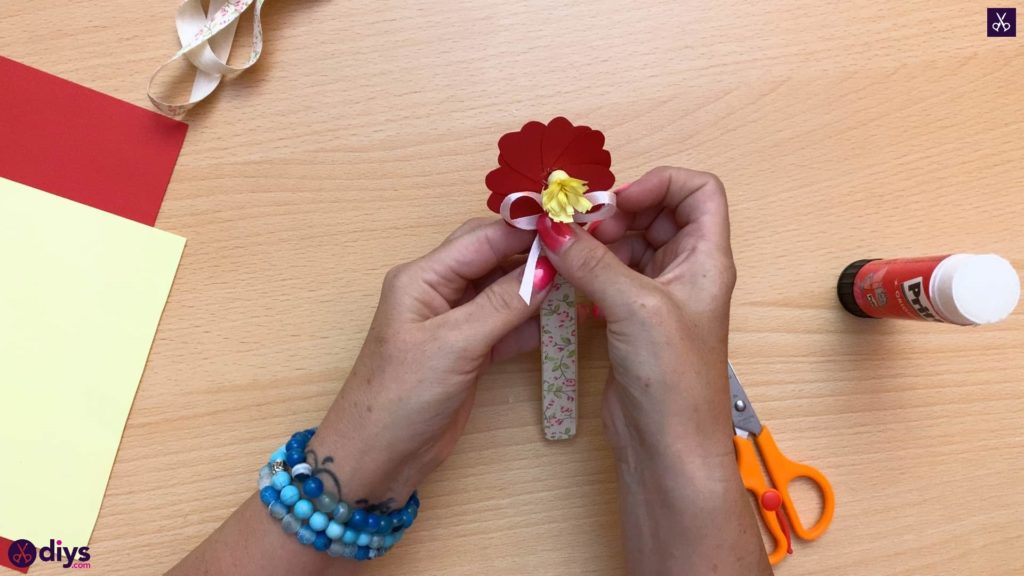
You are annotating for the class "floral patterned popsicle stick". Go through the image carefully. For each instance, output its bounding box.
[540,274,578,440]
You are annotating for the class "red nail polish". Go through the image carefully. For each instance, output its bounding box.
[591,303,603,320]
[533,256,556,292]
[615,181,633,193]
[538,215,574,253]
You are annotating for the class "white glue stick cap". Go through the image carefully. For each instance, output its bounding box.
[930,254,1021,325]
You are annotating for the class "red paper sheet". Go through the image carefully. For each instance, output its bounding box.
[0,56,187,226]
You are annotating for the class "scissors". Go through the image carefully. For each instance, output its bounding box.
[729,363,835,565]
[993,11,1011,32]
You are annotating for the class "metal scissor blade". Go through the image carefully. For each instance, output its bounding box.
[729,362,762,437]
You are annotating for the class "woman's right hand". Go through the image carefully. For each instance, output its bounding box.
[537,166,772,575]
[539,166,738,466]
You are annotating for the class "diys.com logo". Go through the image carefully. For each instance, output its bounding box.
[7,538,91,570]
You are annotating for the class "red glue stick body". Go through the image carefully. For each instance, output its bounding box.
[837,254,1020,325]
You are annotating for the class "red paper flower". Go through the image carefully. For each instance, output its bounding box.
[486,117,614,219]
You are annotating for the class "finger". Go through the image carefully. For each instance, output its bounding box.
[537,215,656,322]
[616,166,731,248]
[643,208,681,249]
[590,202,660,244]
[441,258,554,349]
[443,217,494,242]
[491,316,541,362]
[413,219,536,304]
[608,234,652,269]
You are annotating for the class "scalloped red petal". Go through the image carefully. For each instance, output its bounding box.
[486,117,614,215]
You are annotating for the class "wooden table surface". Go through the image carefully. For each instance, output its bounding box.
[3,2,1022,574]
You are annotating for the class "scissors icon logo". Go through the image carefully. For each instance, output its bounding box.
[988,8,1016,36]
[6,539,37,568]
[993,12,1011,31]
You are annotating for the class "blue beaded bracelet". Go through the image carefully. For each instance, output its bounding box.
[258,428,420,560]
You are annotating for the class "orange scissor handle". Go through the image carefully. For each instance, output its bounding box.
[754,425,835,541]
[733,435,790,566]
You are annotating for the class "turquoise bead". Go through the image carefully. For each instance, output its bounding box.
[297,526,316,546]
[269,445,287,464]
[383,534,396,548]
[309,511,329,532]
[271,470,292,491]
[293,499,314,520]
[356,532,372,547]
[279,485,300,506]
[325,521,344,540]
[281,514,301,535]
[269,501,288,519]
[341,528,358,544]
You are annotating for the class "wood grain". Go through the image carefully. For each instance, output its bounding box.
[2,1,1022,574]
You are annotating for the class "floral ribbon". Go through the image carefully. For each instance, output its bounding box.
[148,0,266,117]
[499,190,616,304]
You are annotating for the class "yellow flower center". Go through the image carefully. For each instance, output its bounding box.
[541,170,591,223]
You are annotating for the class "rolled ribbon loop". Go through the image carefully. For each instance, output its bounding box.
[148,0,266,117]
[499,190,617,304]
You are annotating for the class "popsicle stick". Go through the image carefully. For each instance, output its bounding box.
[540,274,578,440]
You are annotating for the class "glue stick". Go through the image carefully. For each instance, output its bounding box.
[837,254,1020,325]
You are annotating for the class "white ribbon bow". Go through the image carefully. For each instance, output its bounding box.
[148,0,266,117]
[499,190,617,304]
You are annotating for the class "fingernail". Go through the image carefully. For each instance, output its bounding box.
[538,215,574,253]
[533,256,556,292]
[615,181,633,193]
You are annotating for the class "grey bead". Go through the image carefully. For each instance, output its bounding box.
[332,501,352,523]
[370,535,384,549]
[327,540,347,557]
[281,513,301,534]
[342,544,358,559]
[316,491,339,513]
[269,501,288,520]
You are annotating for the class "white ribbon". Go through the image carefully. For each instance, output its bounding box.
[148,0,266,117]
[499,190,617,304]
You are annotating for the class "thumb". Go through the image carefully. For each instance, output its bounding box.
[537,214,647,321]
[441,257,555,351]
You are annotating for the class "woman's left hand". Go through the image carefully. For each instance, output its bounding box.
[308,218,555,510]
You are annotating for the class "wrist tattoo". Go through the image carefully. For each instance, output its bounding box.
[306,449,397,512]
[305,449,343,498]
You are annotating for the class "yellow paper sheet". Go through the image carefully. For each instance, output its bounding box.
[0,178,185,546]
